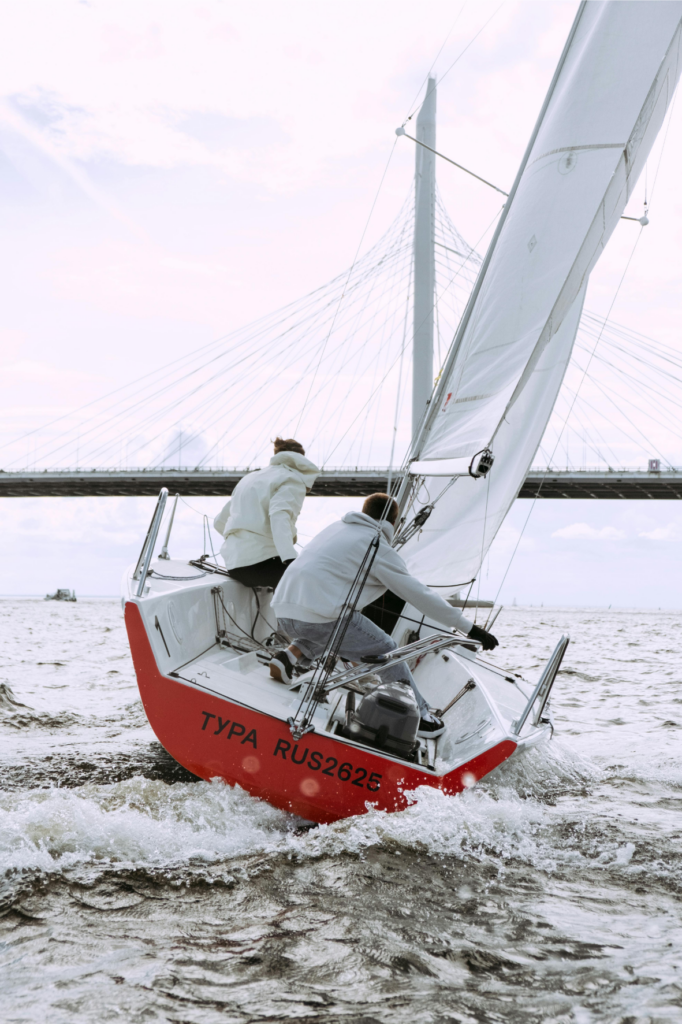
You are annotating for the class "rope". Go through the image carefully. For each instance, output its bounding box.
[473,470,492,625]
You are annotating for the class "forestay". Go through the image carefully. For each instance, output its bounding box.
[403,1,682,588]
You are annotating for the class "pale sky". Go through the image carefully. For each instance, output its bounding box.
[1,0,681,606]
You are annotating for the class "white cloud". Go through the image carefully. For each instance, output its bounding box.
[639,523,681,541]
[0,0,538,192]
[487,521,534,556]
[552,523,626,541]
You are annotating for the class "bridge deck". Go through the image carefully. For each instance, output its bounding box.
[1,468,681,499]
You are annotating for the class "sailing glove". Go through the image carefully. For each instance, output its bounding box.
[467,624,499,651]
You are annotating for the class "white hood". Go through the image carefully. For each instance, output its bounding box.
[213,452,319,569]
[341,510,394,541]
[272,511,473,633]
[269,450,318,490]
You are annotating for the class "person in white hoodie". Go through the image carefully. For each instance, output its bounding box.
[270,492,499,738]
[213,438,318,588]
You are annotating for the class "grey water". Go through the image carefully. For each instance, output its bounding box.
[1,598,681,1024]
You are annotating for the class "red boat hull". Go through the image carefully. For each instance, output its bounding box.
[125,602,517,824]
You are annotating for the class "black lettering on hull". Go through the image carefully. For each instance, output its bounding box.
[200,712,257,750]
[271,736,382,791]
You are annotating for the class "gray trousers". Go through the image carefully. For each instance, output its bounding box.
[277,611,429,715]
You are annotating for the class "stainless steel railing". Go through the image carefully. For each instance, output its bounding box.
[288,632,478,740]
[133,488,168,597]
[510,634,569,736]
[158,493,179,560]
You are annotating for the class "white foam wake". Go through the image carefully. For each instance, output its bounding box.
[2,734,667,886]
[0,777,293,878]
[0,756,638,888]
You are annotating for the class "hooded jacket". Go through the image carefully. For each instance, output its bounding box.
[213,451,318,569]
[272,511,474,633]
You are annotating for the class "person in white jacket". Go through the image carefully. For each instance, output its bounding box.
[213,438,318,588]
[270,492,499,737]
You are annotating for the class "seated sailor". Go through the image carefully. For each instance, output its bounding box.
[269,492,499,738]
[213,437,318,588]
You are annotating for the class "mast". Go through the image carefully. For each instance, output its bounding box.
[412,76,437,440]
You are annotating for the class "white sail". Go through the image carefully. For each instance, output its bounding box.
[402,0,682,587]
[403,287,585,587]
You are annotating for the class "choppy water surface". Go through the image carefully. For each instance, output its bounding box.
[1,599,681,1023]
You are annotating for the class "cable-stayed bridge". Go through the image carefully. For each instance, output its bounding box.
[3,201,679,499]
[3,80,681,503]
[2,466,681,499]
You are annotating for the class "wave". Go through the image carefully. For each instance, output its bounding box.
[0,681,83,731]
[481,738,600,800]
[3,744,675,891]
[0,682,30,712]
[0,681,145,732]
[0,777,294,883]
[0,744,199,793]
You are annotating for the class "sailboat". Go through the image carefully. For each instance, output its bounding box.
[123,2,682,824]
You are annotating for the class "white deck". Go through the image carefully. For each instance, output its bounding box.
[124,559,551,777]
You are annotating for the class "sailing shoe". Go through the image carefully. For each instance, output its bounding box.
[270,651,297,683]
[417,712,446,739]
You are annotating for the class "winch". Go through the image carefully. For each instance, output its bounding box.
[343,681,420,757]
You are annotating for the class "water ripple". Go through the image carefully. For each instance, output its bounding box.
[1,599,681,1022]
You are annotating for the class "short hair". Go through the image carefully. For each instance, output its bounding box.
[273,437,305,456]
[362,493,399,525]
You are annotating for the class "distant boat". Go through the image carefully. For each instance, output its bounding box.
[448,591,494,610]
[44,589,77,602]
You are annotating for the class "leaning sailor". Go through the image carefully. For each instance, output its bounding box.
[213,437,318,588]
[269,492,498,738]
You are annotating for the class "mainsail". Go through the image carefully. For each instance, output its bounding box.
[402,0,682,588]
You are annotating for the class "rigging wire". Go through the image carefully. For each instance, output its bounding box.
[488,226,648,607]
[5,171,681,486]
[646,79,679,210]
[473,468,492,624]
[436,1,506,90]
[2,183,495,476]
[293,138,399,435]
[400,1,468,125]
[310,199,486,465]
[397,130,509,196]
[387,256,413,496]
[402,1,506,125]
